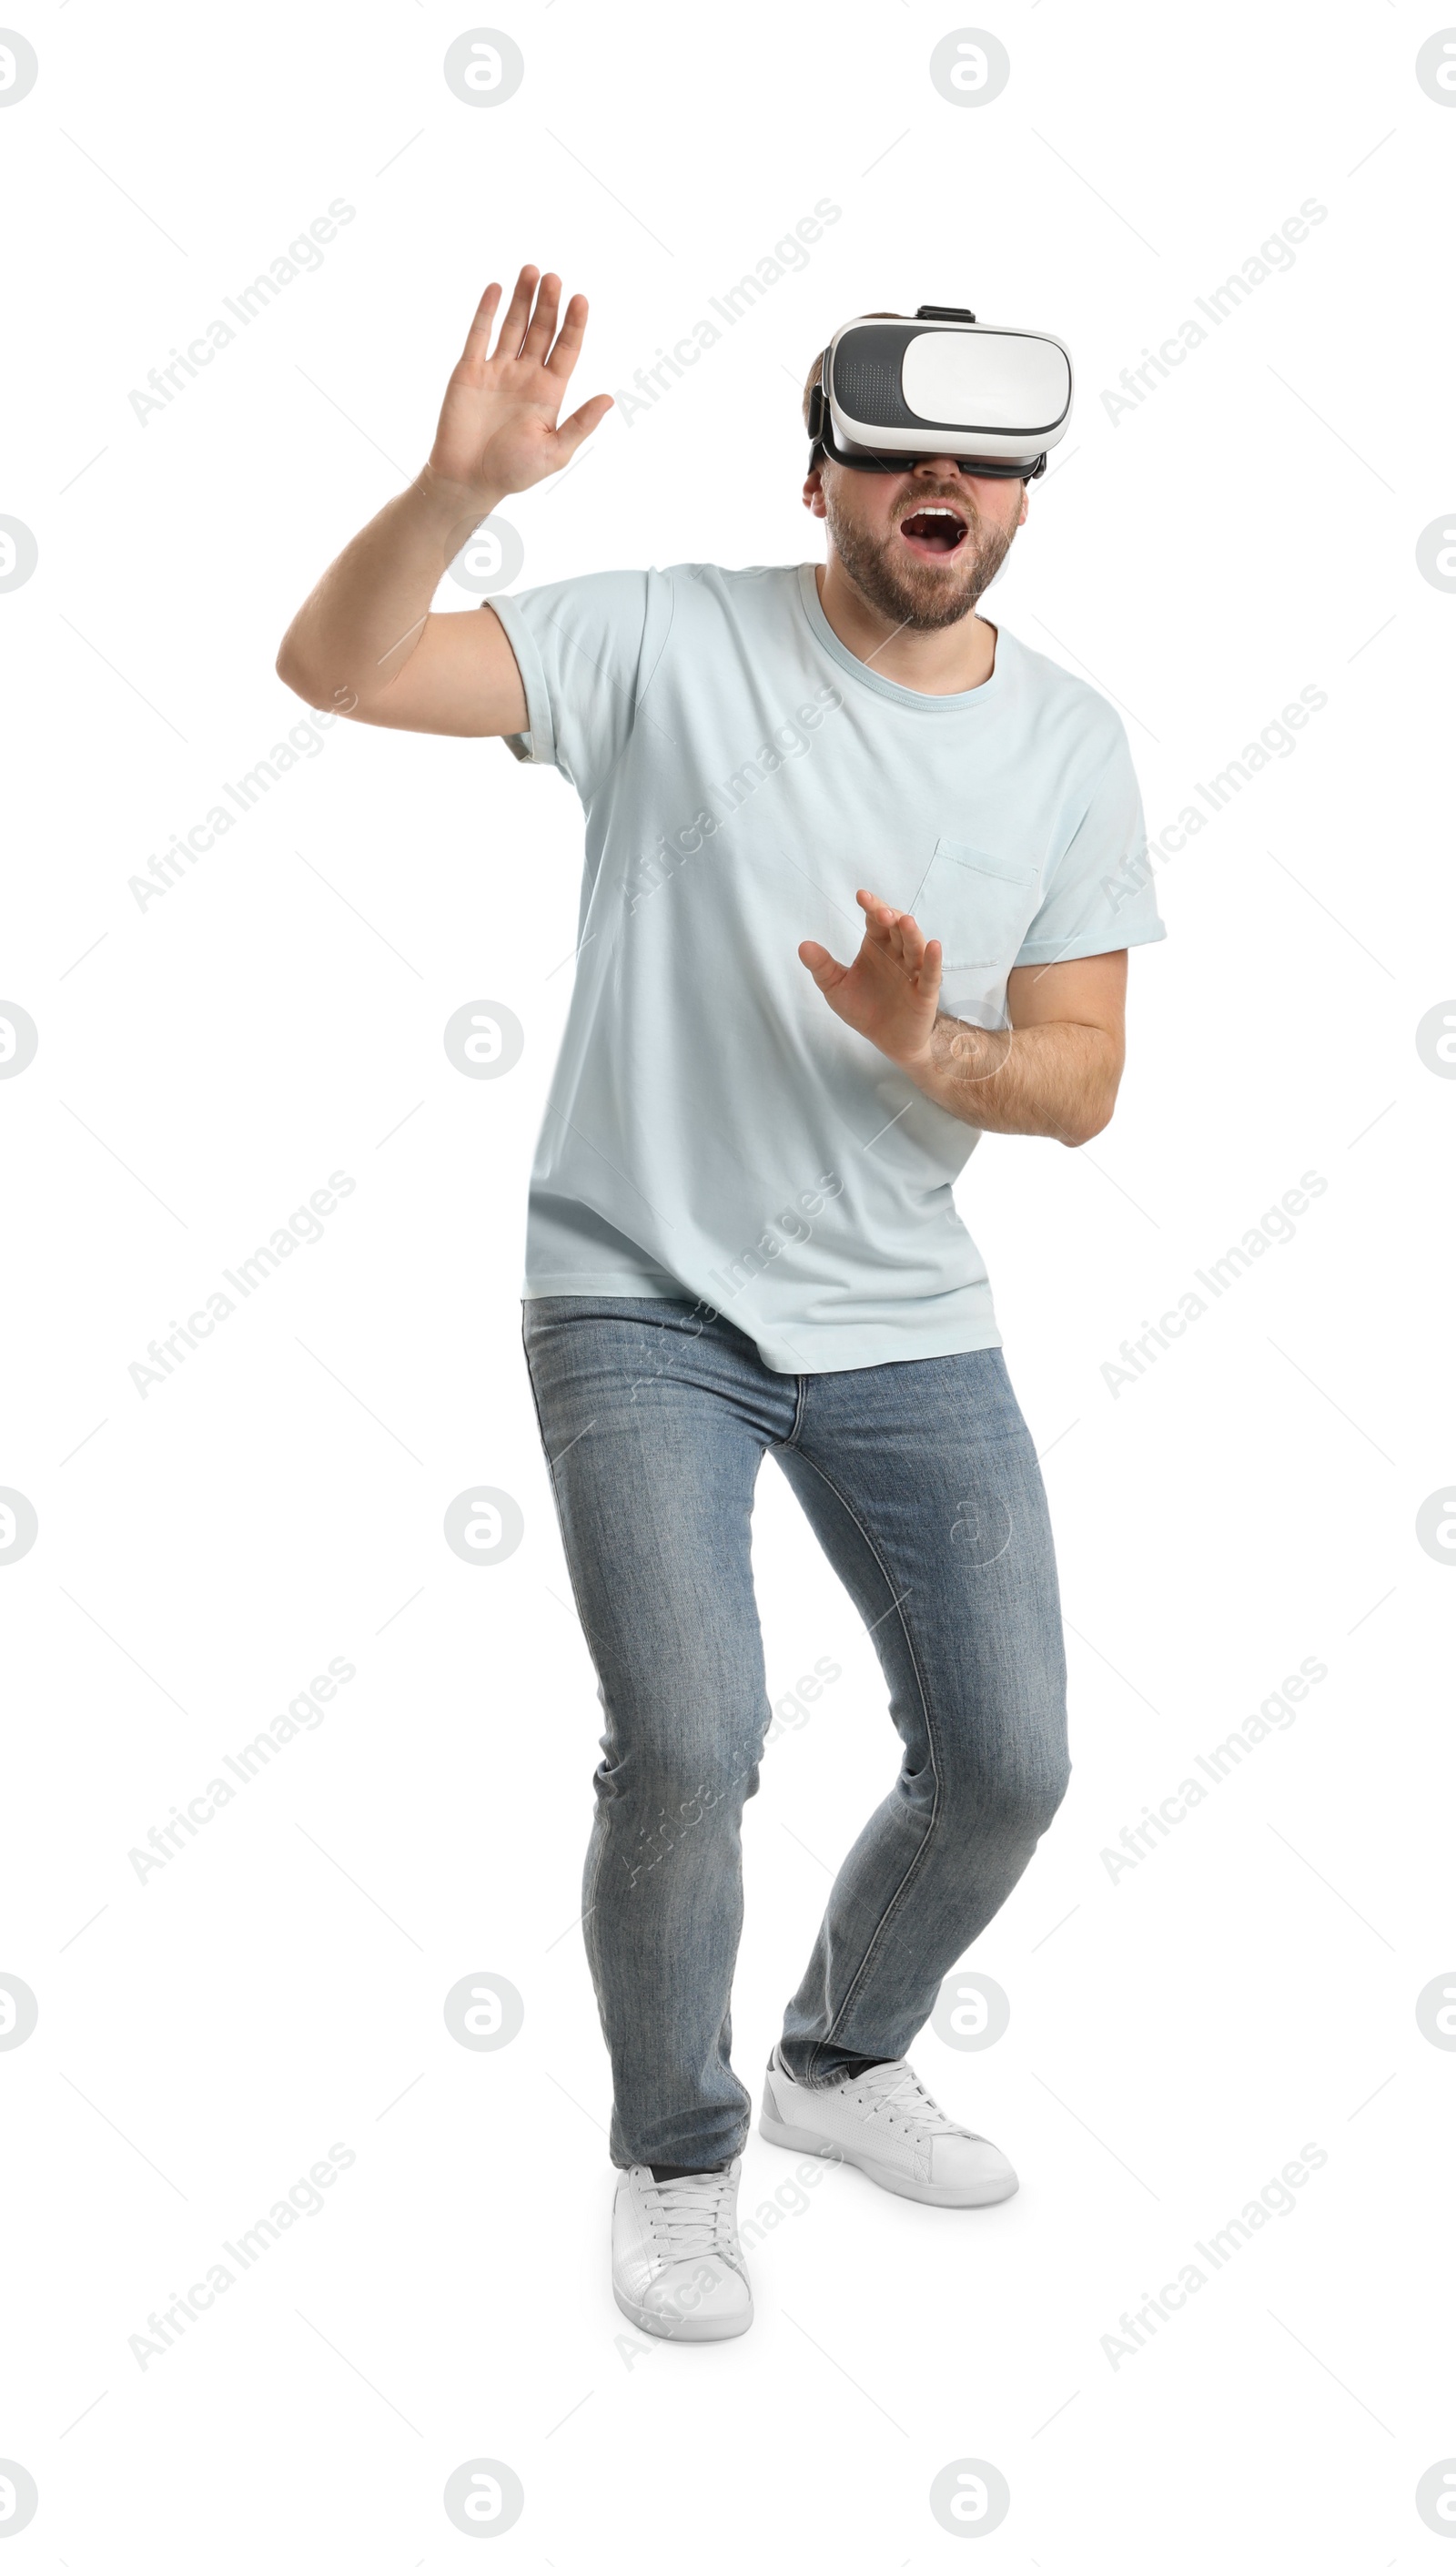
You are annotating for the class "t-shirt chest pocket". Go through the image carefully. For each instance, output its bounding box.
[910,838,1040,1021]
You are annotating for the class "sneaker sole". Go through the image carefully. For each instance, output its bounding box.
[759,2076,1019,2208]
[612,2279,753,2342]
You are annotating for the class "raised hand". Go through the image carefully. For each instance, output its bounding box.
[426,265,612,506]
[799,889,944,1068]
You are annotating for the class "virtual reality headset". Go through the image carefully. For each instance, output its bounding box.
[807,305,1073,481]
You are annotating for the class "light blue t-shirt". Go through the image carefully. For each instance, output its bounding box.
[490,562,1165,1375]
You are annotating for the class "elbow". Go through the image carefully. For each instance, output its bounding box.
[1060,1088,1119,1148]
[275,637,321,705]
[1060,1041,1124,1146]
[275,639,358,718]
[275,634,313,702]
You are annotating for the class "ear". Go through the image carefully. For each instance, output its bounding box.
[803,465,828,520]
[1016,486,1030,528]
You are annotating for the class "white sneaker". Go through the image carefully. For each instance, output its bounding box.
[761,2048,1018,2207]
[612,2161,753,2340]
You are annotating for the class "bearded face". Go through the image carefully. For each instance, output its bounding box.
[819,466,1024,632]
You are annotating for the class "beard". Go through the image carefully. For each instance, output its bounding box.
[823,476,1018,632]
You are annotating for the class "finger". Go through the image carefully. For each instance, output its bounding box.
[857,887,900,926]
[798,939,845,988]
[460,281,502,366]
[857,890,900,948]
[897,908,926,970]
[521,270,562,361]
[552,392,614,459]
[496,264,540,359]
[546,291,590,380]
[860,889,926,988]
[884,920,915,981]
[922,938,943,994]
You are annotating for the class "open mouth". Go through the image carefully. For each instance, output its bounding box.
[896,502,969,562]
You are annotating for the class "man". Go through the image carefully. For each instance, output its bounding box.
[278,266,1165,2344]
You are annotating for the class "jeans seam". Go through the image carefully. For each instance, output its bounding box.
[522,1311,636,2161]
[520,1309,571,1483]
[523,1304,763,2165]
[519,1306,608,1767]
[784,1369,809,1448]
[780,1446,944,2085]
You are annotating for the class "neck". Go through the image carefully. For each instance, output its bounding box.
[814,557,997,695]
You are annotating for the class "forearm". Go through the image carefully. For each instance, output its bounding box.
[276,463,503,713]
[902,1013,1122,1145]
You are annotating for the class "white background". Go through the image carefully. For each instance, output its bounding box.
[3,0,1454,2558]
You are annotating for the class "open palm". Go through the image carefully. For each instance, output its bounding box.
[799,889,943,1067]
[428,264,612,503]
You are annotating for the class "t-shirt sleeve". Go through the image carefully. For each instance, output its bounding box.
[485,569,665,801]
[1013,719,1168,967]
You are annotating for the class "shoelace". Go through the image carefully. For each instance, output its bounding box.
[844,2060,977,2138]
[642,2168,738,2260]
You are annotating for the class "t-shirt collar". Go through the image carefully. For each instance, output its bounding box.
[794,561,1007,712]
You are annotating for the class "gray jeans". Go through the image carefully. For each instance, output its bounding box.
[521,1295,1070,2170]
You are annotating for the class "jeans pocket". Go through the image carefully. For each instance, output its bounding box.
[912,838,1039,1025]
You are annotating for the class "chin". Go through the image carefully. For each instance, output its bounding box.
[874,565,984,632]
[900,584,984,632]
[824,492,999,633]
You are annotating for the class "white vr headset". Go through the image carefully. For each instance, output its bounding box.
[807,305,1073,481]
